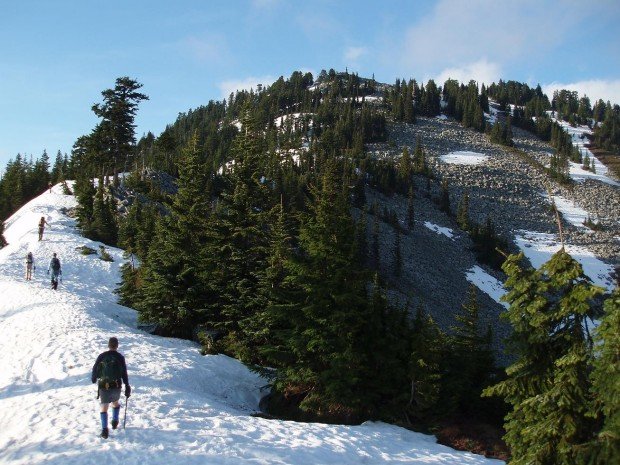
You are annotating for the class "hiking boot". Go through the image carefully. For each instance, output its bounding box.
[100,428,109,439]
[111,419,119,430]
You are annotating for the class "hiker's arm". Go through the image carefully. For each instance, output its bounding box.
[120,354,129,386]
[91,355,102,383]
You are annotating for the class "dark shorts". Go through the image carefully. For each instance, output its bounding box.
[100,388,121,404]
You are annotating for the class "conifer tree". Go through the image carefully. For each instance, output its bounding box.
[90,181,118,245]
[398,146,412,193]
[91,77,149,173]
[445,284,494,415]
[137,132,212,337]
[456,190,470,231]
[73,173,96,236]
[203,104,272,359]
[270,160,371,414]
[583,289,620,464]
[394,225,402,277]
[407,306,444,424]
[407,186,415,230]
[484,250,603,465]
[439,179,450,214]
[371,204,380,270]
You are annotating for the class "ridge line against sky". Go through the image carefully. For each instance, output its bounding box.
[1,0,619,169]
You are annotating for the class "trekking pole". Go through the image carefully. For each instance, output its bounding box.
[123,397,128,429]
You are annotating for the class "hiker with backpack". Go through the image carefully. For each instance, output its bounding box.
[91,337,131,439]
[47,252,62,290]
[25,252,35,280]
[38,216,50,241]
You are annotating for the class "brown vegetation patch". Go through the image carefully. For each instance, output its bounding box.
[588,145,620,178]
[435,418,510,461]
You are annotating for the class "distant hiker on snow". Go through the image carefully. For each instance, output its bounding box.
[25,252,35,280]
[47,252,62,290]
[38,216,50,241]
[0,221,7,247]
[91,337,131,439]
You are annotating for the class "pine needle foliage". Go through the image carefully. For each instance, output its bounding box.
[484,250,604,465]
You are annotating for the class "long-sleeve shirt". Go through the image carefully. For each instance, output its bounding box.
[91,350,129,387]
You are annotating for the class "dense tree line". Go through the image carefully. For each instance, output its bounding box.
[488,79,620,156]
[0,150,70,222]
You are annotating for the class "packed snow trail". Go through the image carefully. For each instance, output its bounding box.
[0,185,503,464]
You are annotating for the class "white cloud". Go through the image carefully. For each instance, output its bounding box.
[218,76,276,99]
[397,0,587,78]
[435,59,501,86]
[543,79,620,106]
[179,35,229,64]
[344,46,367,63]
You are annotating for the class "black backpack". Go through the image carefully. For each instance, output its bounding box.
[97,353,122,389]
[26,253,33,264]
[51,257,61,272]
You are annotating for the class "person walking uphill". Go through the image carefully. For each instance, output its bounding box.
[25,252,35,280]
[38,216,50,241]
[91,337,131,439]
[47,253,62,290]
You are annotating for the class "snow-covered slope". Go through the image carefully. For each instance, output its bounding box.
[0,185,503,465]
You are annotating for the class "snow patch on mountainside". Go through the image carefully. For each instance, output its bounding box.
[514,230,616,292]
[440,151,489,165]
[466,266,508,308]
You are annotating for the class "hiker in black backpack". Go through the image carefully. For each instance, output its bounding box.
[91,337,130,439]
[47,253,62,290]
[25,252,35,280]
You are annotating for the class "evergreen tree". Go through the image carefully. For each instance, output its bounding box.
[398,146,412,193]
[456,190,470,231]
[406,306,444,424]
[269,160,372,415]
[203,104,273,360]
[445,284,494,415]
[73,173,97,236]
[484,250,603,465]
[137,132,212,337]
[90,181,118,245]
[91,77,149,174]
[393,225,402,277]
[438,179,450,214]
[407,186,415,230]
[583,289,620,464]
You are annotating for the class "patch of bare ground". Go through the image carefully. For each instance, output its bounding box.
[588,145,620,178]
[435,417,510,461]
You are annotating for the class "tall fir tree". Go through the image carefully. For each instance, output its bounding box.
[406,306,444,424]
[484,250,603,465]
[444,284,494,415]
[137,132,212,337]
[582,289,620,464]
[269,160,372,415]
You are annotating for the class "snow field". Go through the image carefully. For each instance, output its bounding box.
[515,230,616,292]
[465,266,507,308]
[0,185,503,464]
[440,151,489,166]
[424,221,455,239]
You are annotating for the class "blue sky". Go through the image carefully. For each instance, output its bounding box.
[1,0,619,170]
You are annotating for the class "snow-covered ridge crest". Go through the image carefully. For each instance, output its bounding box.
[0,184,503,464]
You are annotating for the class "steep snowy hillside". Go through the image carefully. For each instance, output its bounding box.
[0,185,503,464]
